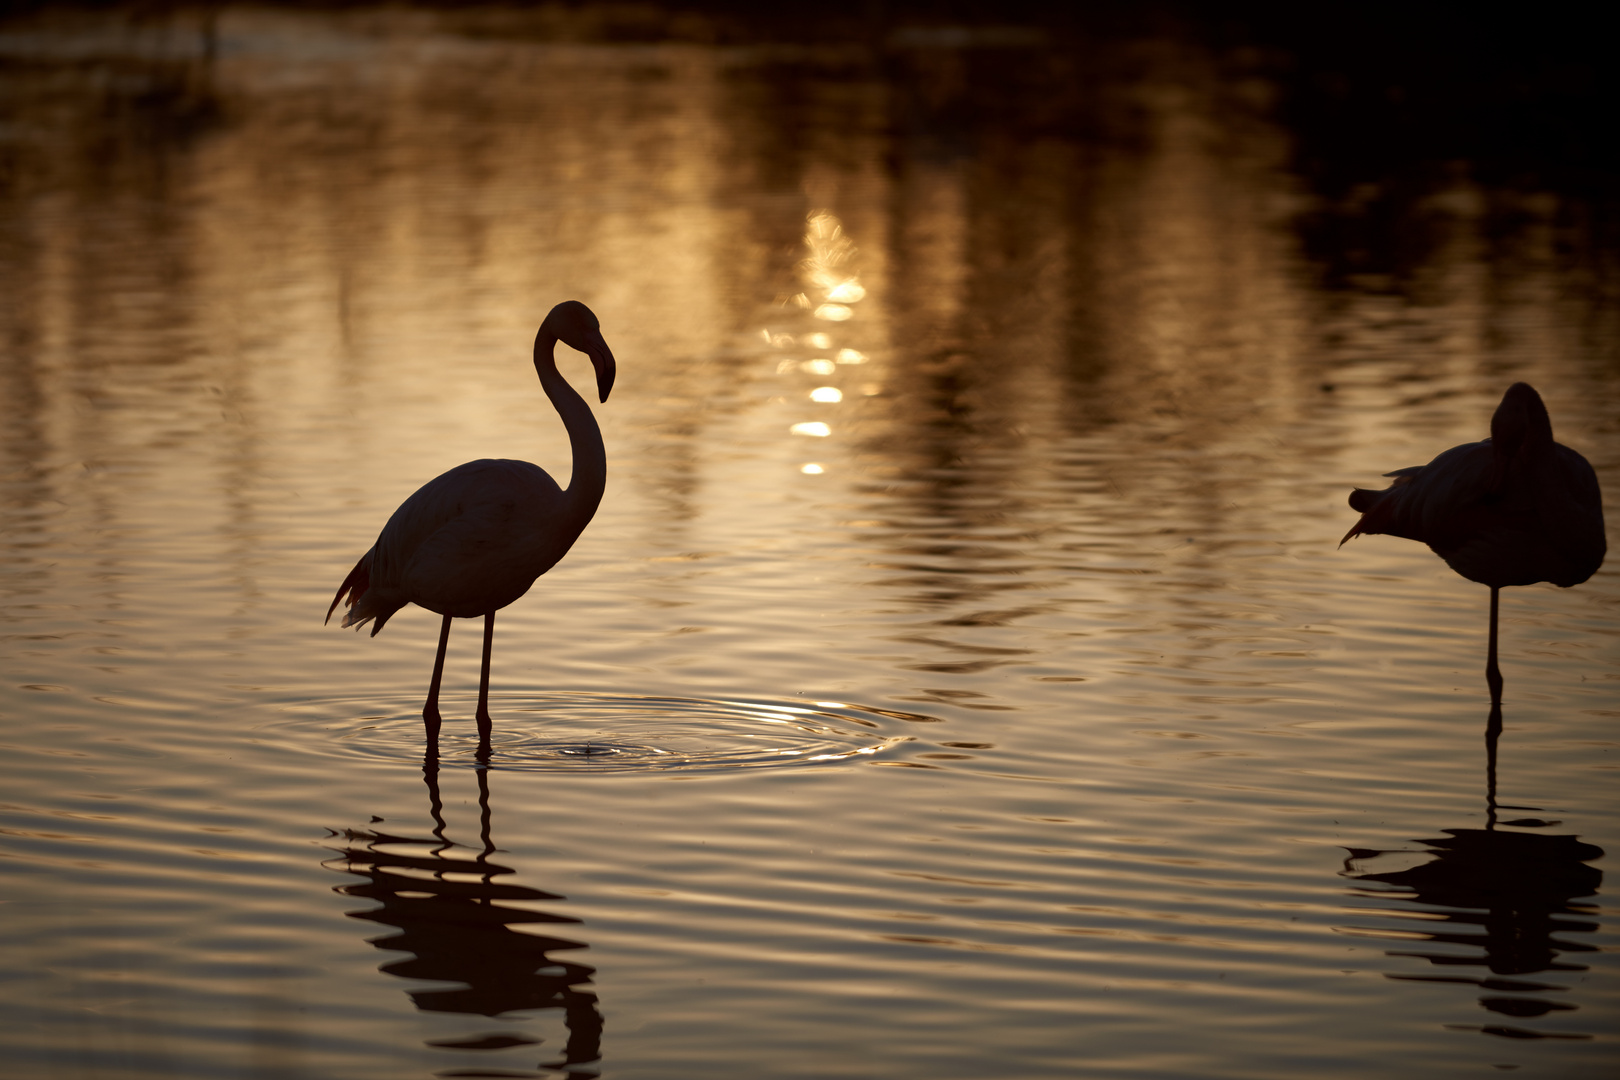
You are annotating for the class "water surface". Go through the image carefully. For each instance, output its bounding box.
[0,7,1616,1078]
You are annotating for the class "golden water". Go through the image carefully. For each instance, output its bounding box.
[0,8,1615,1078]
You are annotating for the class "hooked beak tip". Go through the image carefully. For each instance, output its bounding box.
[594,346,617,403]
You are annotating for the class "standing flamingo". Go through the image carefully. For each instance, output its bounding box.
[326,300,616,750]
[1341,382,1605,704]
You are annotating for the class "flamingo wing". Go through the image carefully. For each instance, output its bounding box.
[332,459,566,634]
[1342,440,1495,547]
[1533,443,1606,587]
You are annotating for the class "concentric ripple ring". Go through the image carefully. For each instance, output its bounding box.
[264,691,925,772]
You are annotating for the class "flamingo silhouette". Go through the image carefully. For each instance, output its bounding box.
[1342,382,1605,703]
[327,301,616,750]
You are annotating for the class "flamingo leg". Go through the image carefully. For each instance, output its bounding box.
[1484,697,1502,830]
[475,611,495,752]
[423,613,452,747]
[1485,585,1503,708]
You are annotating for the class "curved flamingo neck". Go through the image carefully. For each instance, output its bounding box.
[534,332,606,535]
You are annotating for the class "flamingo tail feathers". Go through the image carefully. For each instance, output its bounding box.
[327,554,373,627]
[327,551,404,636]
[1341,487,1398,546]
[1340,466,1423,547]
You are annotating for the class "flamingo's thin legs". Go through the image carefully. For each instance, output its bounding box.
[476,612,495,755]
[1486,586,1503,708]
[423,613,452,749]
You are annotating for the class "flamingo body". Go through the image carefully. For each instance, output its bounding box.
[1342,382,1605,588]
[326,300,616,748]
[331,459,570,632]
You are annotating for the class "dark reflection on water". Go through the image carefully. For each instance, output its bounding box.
[1342,710,1603,1042]
[325,765,604,1078]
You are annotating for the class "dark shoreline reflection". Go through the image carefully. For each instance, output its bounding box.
[324,764,604,1078]
[1340,709,1602,1041]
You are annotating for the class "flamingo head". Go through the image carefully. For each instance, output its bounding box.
[1486,381,1553,491]
[1490,382,1552,456]
[539,300,617,402]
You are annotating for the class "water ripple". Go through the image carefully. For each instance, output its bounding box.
[262,692,921,772]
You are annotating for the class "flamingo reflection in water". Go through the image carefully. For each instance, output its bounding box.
[327,302,616,752]
[325,764,604,1077]
[1342,382,1605,704]
[1341,705,1603,1040]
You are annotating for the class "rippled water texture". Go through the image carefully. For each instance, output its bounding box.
[1,6,1617,1078]
[271,693,916,770]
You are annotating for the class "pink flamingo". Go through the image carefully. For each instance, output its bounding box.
[1342,382,1605,703]
[326,301,616,750]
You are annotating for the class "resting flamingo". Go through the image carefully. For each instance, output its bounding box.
[326,301,616,749]
[1341,382,1605,703]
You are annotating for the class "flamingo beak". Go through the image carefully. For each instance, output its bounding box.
[587,336,617,403]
